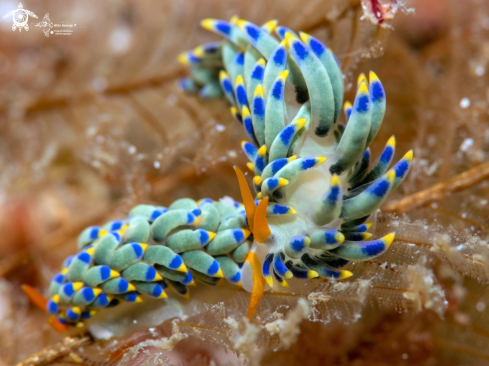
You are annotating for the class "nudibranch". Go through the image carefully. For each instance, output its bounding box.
[23,17,413,332]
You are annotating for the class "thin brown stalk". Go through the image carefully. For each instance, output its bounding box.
[384,161,489,214]
[15,333,92,366]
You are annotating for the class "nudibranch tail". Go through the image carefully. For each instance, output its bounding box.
[26,17,413,330]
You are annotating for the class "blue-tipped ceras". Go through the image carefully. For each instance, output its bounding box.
[23,16,412,332]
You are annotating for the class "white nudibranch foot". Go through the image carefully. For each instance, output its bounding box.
[22,17,413,332]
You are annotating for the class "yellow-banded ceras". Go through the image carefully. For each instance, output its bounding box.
[179,17,413,316]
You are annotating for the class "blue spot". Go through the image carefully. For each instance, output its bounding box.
[125,293,138,302]
[207,260,220,276]
[371,82,384,102]
[371,179,390,197]
[262,255,273,276]
[329,270,341,279]
[146,266,157,281]
[169,255,183,270]
[63,283,74,297]
[293,41,309,60]
[272,80,283,100]
[251,65,264,80]
[222,78,233,93]
[235,52,244,65]
[395,160,409,177]
[255,156,266,172]
[188,54,200,64]
[273,47,286,65]
[160,280,168,289]
[231,272,241,283]
[53,273,64,284]
[47,300,58,314]
[280,125,295,145]
[187,212,195,224]
[276,27,287,39]
[356,95,369,113]
[112,231,122,242]
[244,118,254,136]
[95,294,109,307]
[328,185,340,201]
[199,230,209,244]
[81,311,92,319]
[89,227,100,240]
[301,158,316,170]
[77,252,91,264]
[192,208,201,217]
[273,205,289,215]
[253,97,265,117]
[152,285,163,297]
[357,224,368,232]
[199,198,213,206]
[273,255,287,276]
[150,209,163,221]
[245,24,260,40]
[290,236,305,252]
[215,22,231,35]
[345,107,352,120]
[380,146,394,164]
[64,255,74,268]
[132,243,143,259]
[110,221,123,231]
[309,38,325,57]
[182,271,193,285]
[324,231,337,244]
[118,278,129,293]
[57,316,69,325]
[363,241,384,256]
[233,229,245,243]
[272,159,287,174]
[81,288,95,302]
[100,265,111,281]
[237,85,248,106]
[243,142,258,158]
[66,308,80,322]
[268,178,279,190]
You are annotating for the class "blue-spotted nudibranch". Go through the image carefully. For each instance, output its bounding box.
[23,17,413,332]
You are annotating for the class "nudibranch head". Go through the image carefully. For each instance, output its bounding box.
[25,17,413,332]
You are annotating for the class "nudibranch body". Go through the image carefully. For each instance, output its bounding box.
[180,17,412,312]
[23,17,413,331]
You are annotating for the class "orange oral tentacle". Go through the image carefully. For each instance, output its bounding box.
[22,284,48,313]
[253,197,271,243]
[246,251,266,319]
[234,166,256,232]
